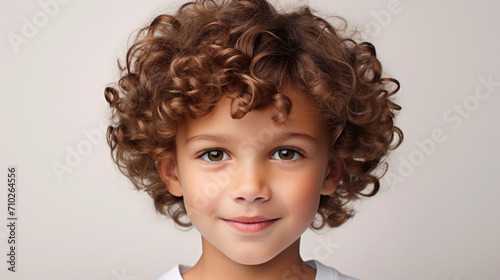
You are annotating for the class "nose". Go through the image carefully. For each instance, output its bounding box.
[229,161,271,203]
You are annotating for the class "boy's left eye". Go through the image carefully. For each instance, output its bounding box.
[271,149,301,161]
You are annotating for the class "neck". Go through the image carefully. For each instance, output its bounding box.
[182,237,315,280]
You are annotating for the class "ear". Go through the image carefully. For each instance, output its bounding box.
[157,158,183,197]
[321,161,342,195]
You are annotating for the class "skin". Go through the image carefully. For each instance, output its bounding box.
[158,89,341,280]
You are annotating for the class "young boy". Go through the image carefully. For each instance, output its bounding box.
[105,0,402,279]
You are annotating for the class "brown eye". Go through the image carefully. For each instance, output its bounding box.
[201,150,229,162]
[272,149,300,161]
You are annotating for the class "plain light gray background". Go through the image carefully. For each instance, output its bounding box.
[1,0,499,279]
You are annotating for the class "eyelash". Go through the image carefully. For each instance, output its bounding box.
[198,149,230,164]
[197,148,303,163]
[270,148,303,162]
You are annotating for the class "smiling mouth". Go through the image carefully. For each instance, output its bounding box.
[222,216,280,233]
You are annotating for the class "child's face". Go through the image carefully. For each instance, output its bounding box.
[159,90,339,265]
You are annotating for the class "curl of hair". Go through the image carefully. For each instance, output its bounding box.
[105,0,403,229]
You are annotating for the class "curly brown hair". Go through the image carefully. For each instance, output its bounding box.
[105,0,402,229]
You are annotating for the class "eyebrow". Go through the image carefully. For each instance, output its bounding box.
[185,132,318,145]
[185,133,235,145]
[274,132,318,144]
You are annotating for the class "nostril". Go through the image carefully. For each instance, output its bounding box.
[232,186,271,203]
[229,165,271,202]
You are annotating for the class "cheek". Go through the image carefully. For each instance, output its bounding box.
[291,186,321,220]
[277,170,324,218]
[180,169,224,221]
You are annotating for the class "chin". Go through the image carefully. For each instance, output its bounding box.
[225,250,279,266]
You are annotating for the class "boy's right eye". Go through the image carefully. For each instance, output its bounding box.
[200,150,230,162]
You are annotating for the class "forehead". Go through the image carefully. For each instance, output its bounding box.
[177,92,327,145]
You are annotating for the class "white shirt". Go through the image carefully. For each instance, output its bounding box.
[154,260,359,280]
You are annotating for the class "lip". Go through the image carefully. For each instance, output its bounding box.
[222,216,279,233]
